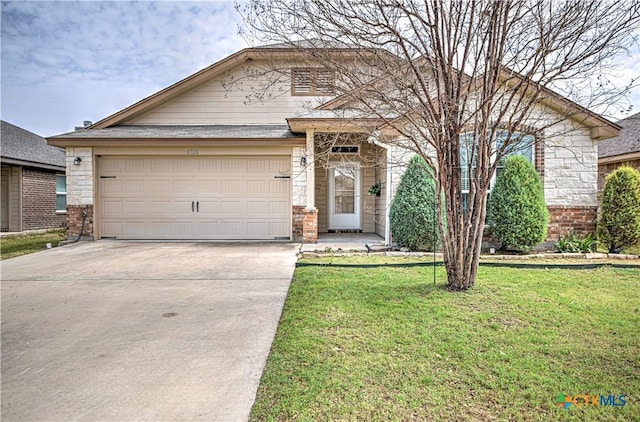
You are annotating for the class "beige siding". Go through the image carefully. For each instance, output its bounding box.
[362,161,376,233]
[128,61,332,125]
[314,140,382,233]
[316,165,329,233]
[374,149,387,238]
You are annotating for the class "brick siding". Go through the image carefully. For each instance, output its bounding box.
[547,205,597,241]
[598,159,640,192]
[292,205,305,241]
[302,208,318,243]
[21,168,66,230]
[67,205,94,240]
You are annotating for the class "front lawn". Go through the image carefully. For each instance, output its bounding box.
[0,229,66,260]
[251,257,639,421]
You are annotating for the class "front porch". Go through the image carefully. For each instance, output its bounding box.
[311,133,389,243]
[299,232,385,253]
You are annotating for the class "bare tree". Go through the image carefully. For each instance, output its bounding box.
[237,0,640,290]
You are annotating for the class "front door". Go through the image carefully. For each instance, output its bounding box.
[329,163,361,230]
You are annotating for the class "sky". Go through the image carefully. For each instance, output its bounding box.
[1,0,640,138]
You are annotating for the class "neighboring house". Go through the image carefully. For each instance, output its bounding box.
[598,112,640,191]
[48,45,619,243]
[1,120,67,232]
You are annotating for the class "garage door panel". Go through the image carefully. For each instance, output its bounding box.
[269,180,289,194]
[269,201,289,215]
[100,156,291,240]
[246,201,269,215]
[220,222,243,236]
[123,222,145,236]
[246,180,267,193]
[220,180,242,193]
[198,179,220,193]
[122,201,146,215]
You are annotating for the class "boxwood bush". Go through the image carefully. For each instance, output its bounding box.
[598,165,640,253]
[487,155,549,252]
[390,155,440,251]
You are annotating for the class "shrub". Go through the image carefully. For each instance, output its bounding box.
[598,165,640,253]
[390,155,440,251]
[555,232,597,253]
[487,155,549,253]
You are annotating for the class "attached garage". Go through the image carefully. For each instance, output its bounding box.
[98,155,291,240]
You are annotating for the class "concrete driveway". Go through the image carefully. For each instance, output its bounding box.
[1,241,298,422]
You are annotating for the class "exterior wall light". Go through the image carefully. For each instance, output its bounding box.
[73,157,82,166]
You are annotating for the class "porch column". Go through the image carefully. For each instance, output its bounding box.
[306,128,315,209]
[304,128,318,243]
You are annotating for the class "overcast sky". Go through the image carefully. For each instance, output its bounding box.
[1,0,640,138]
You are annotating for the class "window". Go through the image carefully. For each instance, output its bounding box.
[331,146,359,154]
[461,130,536,215]
[56,175,67,212]
[291,68,335,96]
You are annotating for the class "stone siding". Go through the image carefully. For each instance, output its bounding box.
[66,147,94,206]
[543,129,598,206]
[291,147,307,206]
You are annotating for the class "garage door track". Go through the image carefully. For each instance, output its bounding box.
[1,241,298,421]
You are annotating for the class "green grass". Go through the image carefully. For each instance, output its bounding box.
[0,229,66,260]
[251,257,640,421]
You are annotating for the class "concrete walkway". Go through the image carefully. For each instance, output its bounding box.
[1,241,298,422]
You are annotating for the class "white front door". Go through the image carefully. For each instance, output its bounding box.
[329,163,361,230]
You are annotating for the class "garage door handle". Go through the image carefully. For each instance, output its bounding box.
[192,201,195,212]
[196,201,199,212]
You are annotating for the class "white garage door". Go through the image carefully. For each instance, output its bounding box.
[99,156,291,240]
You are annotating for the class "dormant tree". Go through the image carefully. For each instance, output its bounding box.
[237,0,639,290]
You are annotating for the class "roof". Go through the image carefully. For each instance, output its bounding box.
[50,125,298,139]
[598,112,640,159]
[83,44,383,130]
[47,125,305,147]
[1,120,66,170]
[58,43,617,142]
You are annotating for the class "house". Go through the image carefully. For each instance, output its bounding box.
[598,112,640,191]
[1,120,67,232]
[47,44,619,243]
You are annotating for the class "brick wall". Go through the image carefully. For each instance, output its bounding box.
[598,159,640,192]
[302,208,318,243]
[547,205,597,241]
[292,205,305,241]
[67,205,94,240]
[21,169,66,230]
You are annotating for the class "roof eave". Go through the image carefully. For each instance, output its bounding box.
[46,137,305,148]
[286,117,399,135]
[598,151,640,164]
[0,157,65,171]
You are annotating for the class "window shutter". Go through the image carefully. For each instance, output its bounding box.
[315,69,334,94]
[292,69,312,94]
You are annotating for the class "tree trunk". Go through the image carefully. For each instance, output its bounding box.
[440,183,489,291]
